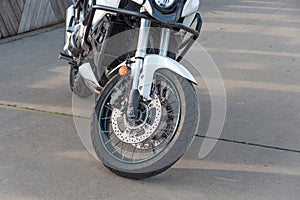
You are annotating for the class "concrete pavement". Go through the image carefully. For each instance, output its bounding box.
[1,0,300,199]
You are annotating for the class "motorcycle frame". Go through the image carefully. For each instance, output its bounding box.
[83,4,203,62]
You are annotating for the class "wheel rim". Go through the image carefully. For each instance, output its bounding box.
[97,72,181,163]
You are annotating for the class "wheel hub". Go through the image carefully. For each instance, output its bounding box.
[111,95,162,144]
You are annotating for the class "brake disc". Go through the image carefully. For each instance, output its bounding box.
[111,95,162,144]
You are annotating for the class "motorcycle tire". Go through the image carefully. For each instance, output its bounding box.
[91,69,199,179]
[69,65,93,98]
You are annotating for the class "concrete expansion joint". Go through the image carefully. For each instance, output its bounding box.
[0,102,88,119]
[196,135,300,154]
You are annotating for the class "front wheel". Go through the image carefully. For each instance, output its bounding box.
[91,69,199,179]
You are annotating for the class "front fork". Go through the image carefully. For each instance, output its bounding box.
[127,18,171,119]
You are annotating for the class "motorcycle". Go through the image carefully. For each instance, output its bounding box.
[59,0,202,179]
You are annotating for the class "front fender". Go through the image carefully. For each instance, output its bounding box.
[139,54,197,99]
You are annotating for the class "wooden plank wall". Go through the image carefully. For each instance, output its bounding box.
[0,0,72,38]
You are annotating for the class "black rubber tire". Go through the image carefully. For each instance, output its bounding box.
[91,69,199,179]
[70,65,93,98]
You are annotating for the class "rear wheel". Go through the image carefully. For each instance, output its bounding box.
[91,69,198,179]
[69,65,93,98]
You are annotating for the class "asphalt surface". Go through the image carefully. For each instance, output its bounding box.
[0,0,300,199]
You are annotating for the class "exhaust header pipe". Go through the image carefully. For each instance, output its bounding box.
[63,6,75,55]
[78,63,102,95]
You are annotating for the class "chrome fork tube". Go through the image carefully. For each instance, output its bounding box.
[159,28,171,57]
[132,18,150,89]
[127,18,150,119]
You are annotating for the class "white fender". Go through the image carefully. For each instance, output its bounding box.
[138,54,197,99]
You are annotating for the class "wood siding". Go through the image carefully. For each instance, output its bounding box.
[0,0,72,38]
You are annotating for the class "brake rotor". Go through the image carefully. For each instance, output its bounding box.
[111,95,162,144]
